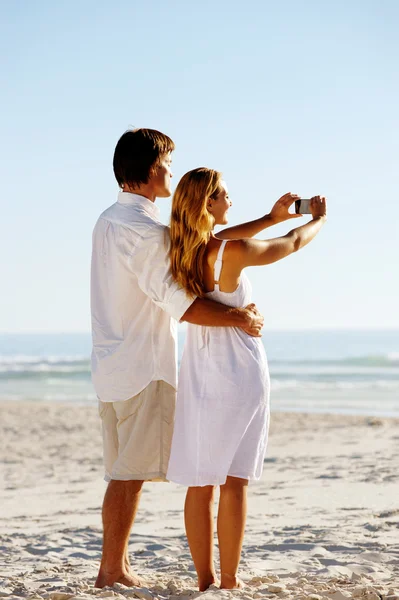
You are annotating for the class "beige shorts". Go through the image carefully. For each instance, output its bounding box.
[98,380,176,482]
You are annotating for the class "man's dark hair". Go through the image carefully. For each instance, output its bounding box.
[113,128,175,188]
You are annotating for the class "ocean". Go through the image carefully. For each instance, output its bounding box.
[0,330,398,417]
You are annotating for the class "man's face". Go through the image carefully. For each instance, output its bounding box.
[151,153,173,198]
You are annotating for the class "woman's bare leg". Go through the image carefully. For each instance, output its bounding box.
[217,476,248,589]
[184,486,217,591]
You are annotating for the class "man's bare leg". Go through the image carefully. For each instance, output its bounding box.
[217,476,248,589]
[95,479,144,588]
[184,486,217,591]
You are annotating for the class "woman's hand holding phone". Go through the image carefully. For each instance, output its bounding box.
[269,192,302,224]
[310,196,327,220]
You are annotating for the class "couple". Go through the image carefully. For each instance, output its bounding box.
[90,128,327,591]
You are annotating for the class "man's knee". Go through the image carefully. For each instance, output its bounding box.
[187,485,215,500]
[108,479,144,494]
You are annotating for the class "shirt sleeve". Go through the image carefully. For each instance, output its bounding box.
[129,223,196,321]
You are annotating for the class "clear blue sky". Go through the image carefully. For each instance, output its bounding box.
[1,0,398,332]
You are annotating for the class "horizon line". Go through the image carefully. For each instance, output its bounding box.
[1,327,399,335]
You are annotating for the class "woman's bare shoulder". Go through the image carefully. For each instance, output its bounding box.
[213,237,247,256]
[208,238,248,273]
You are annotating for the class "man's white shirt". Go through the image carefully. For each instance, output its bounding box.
[91,192,194,402]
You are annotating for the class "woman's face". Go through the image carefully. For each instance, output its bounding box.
[208,180,232,225]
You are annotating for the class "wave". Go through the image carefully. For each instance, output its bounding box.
[268,354,399,368]
[271,378,399,391]
[0,392,97,403]
[1,352,398,365]
[0,356,90,378]
[0,352,398,380]
[0,354,88,364]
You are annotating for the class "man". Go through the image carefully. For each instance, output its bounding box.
[91,128,263,588]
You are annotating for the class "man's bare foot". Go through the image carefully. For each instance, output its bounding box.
[95,568,142,588]
[124,554,133,576]
[220,573,244,589]
[198,574,219,592]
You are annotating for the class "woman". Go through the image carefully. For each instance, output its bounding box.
[166,168,327,590]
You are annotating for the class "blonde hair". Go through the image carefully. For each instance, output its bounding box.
[170,168,222,298]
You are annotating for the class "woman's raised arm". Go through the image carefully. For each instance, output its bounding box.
[217,192,302,240]
[232,196,327,268]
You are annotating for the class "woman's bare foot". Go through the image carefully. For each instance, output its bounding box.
[220,573,244,589]
[95,568,142,588]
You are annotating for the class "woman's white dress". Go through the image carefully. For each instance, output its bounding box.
[167,240,270,486]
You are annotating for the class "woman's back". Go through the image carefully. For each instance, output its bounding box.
[188,238,264,358]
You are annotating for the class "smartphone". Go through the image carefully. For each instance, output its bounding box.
[295,199,312,214]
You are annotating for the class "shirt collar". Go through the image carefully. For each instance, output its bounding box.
[117,192,160,219]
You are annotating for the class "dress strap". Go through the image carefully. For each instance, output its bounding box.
[213,240,228,291]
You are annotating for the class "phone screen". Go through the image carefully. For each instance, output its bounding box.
[295,199,312,214]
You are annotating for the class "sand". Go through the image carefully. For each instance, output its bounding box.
[1,402,398,600]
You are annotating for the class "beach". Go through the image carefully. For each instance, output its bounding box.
[1,402,398,599]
